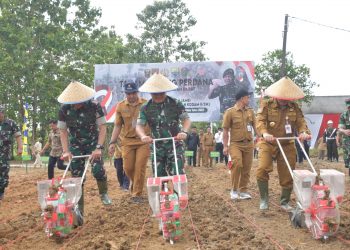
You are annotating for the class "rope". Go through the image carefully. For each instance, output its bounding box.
[59,221,91,250]
[250,190,350,246]
[0,223,43,249]
[187,204,201,250]
[336,235,350,244]
[210,188,285,250]
[135,207,151,250]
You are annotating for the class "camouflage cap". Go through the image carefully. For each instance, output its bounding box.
[0,104,5,113]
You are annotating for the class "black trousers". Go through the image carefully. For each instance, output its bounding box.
[215,143,224,163]
[187,148,197,166]
[326,140,338,161]
[48,156,66,179]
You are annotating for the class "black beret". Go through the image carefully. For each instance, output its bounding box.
[223,68,234,78]
[235,86,252,100]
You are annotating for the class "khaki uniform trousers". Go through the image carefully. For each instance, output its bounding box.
[203,145,214,167]
[229,142,254,192]
[122,143,150,197]
[257,142,296,189]
[197,145,204,166]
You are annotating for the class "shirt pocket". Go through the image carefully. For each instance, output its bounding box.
[231,115,243,129]
[122,112,132,125]
[286,111,297,127]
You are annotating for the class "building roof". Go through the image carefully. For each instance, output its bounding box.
[301,95,350,114]
[254,95,350,114]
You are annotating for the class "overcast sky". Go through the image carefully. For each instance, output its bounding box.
[90,0,350,96]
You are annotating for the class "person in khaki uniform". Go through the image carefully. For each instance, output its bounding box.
[256,77,311,211]
[203,127,215,167]
[223,87,258,200]
[316,136,326,160]
[108,81,150,204]
[197,129,204,166]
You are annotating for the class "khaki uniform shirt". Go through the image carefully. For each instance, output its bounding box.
[199,133,204,146]
[256,99,310,143]
[203,132,215,146]
[222,104,255,143]
[48,129,63,157]
[115,97,149,146]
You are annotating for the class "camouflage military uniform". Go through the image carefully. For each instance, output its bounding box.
[58,100,107,181]
[338,110,350,168]
[208,82,240,113]
[137,96,189,177]
[0,119,21,194]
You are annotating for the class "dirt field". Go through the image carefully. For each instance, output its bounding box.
[0,158,349,250]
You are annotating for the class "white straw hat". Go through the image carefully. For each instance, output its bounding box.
[138,73,177,93]
[265,76,305,100]
[57,81,95,104]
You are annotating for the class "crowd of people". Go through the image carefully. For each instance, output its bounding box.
[1,74,350,219]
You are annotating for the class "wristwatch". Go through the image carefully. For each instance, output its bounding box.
[96,144,104,150]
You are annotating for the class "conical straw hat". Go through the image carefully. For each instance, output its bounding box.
[139,73,178,93]
[57,81,95,104]
[265,76,304,100]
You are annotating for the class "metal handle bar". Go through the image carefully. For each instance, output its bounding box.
[152,137,180,177]
[274,137,317,176]
[61,155,92,185]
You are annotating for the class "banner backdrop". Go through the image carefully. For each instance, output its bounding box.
[94,61,255,122]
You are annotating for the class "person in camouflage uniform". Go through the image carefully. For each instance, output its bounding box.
[0,104,23,200]
[136,73,191,177]
[337,98,350,176]
[208,68,240,114]
[58,81,112,219]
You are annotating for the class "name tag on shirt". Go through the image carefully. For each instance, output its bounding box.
[285,124,292,134]
[247,125,252,132]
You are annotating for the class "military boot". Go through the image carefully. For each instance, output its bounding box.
[280,188,293,211]
[257,180,269,210]
[97,180,112,205]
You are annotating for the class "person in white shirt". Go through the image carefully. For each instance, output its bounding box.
[32,139,42,168]
[214,128,224,164]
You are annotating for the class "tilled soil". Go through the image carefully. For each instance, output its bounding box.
[0,158,349,250]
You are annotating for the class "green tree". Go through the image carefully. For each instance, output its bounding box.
[125,0,207,63]
[0,0,125,141]
[255,49,318,104]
